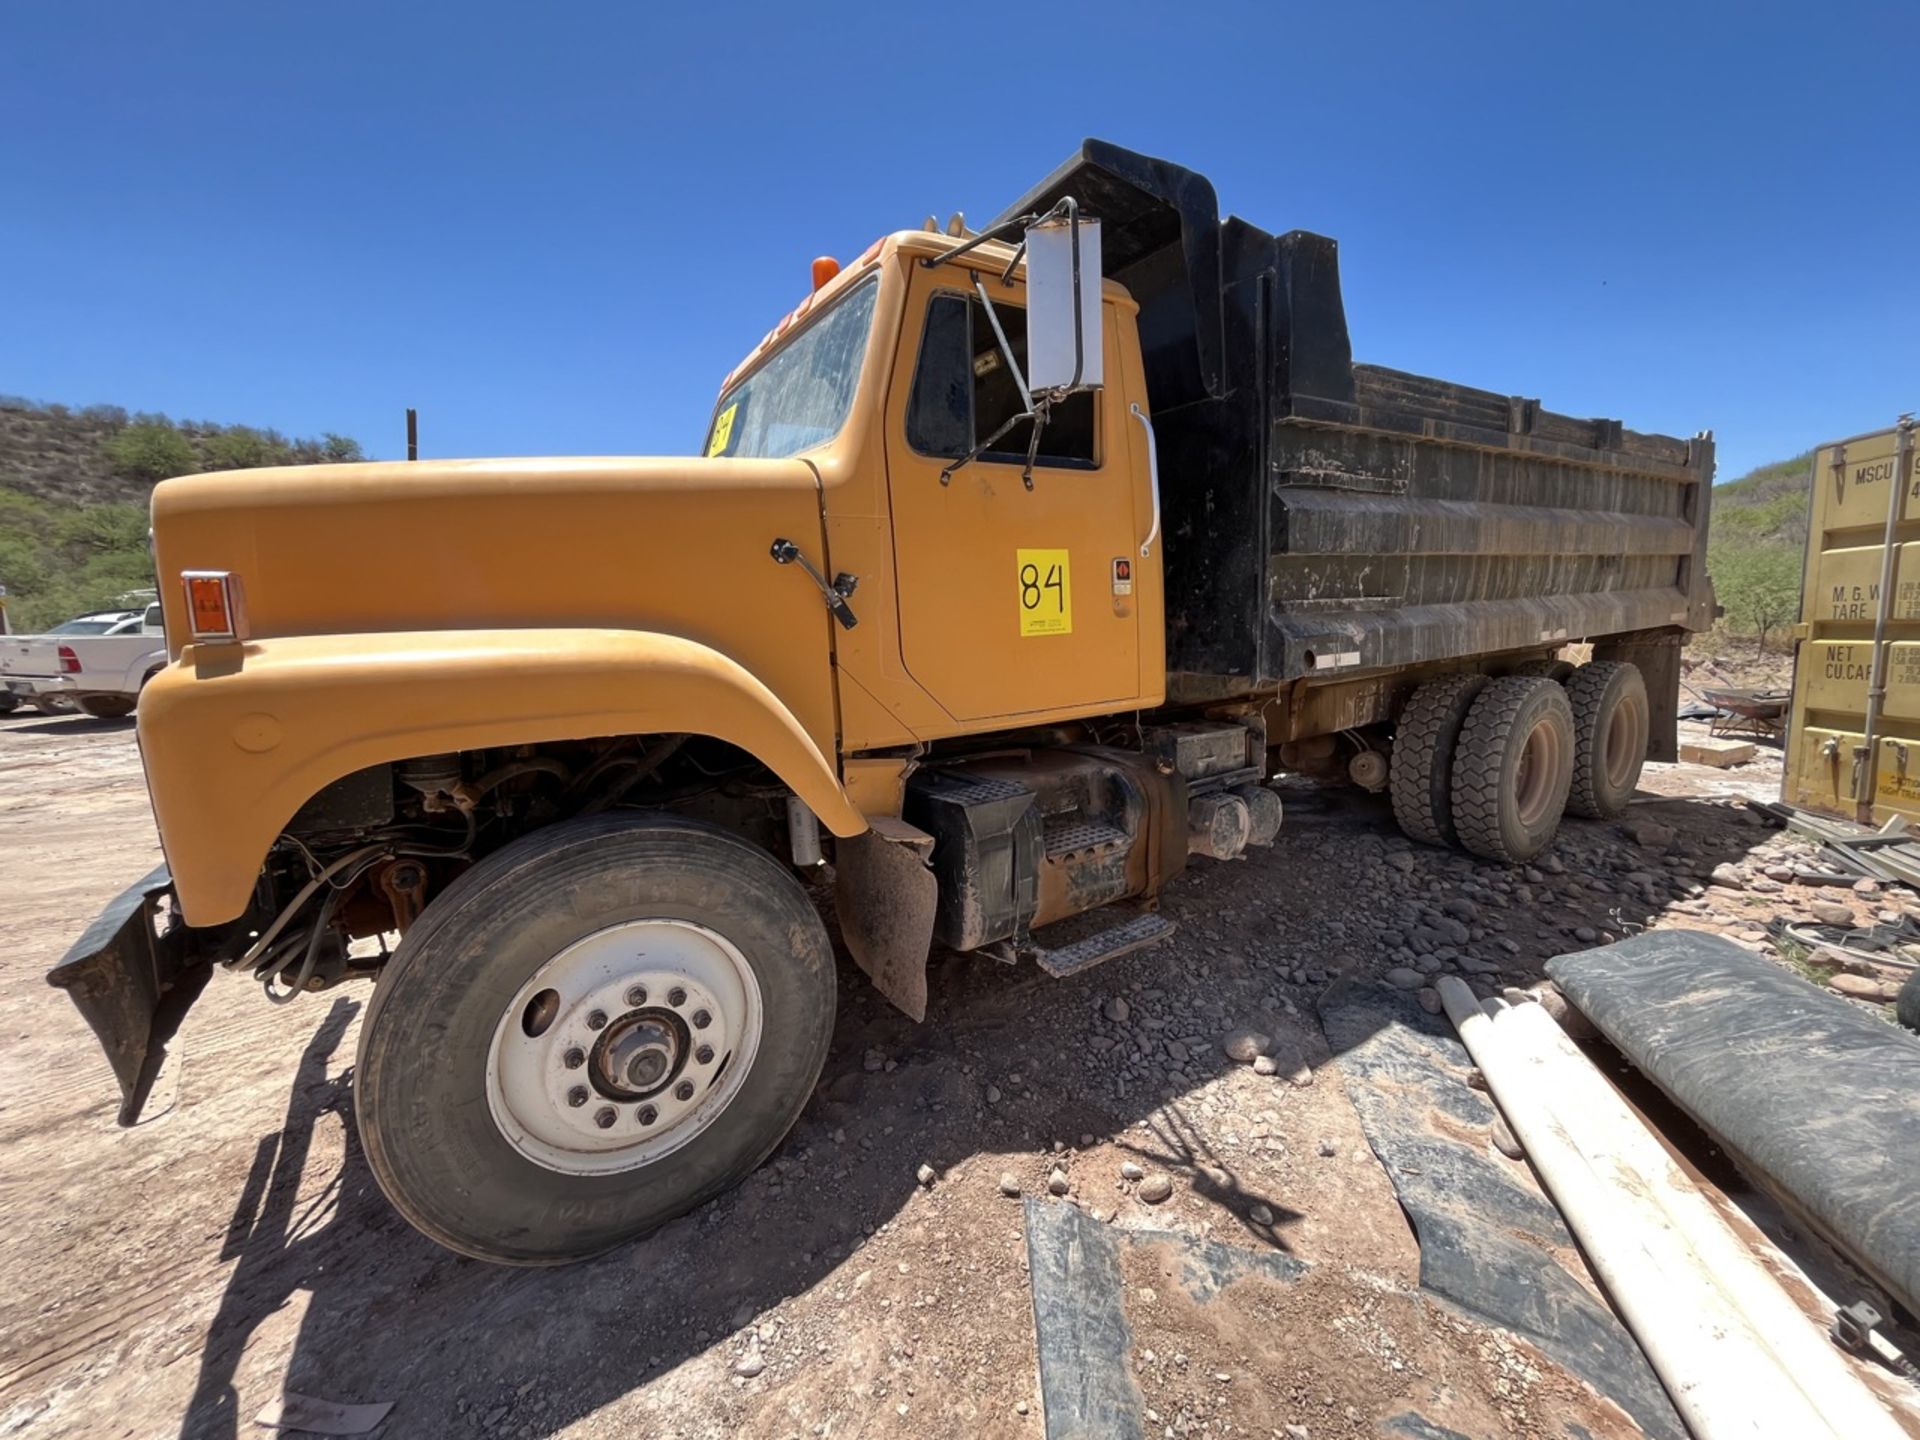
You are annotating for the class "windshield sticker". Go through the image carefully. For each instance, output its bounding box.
[1017,549,1072,636]
[706,401,740,458]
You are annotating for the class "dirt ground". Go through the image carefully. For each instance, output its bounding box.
[0,700,1905,1440]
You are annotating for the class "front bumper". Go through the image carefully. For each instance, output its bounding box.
[47,865,213,1125]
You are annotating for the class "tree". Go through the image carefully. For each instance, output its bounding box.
[203,425,276,471]
[1710,544,1802,653]
[104,422,197,482]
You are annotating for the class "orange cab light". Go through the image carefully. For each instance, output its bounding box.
[182,570,244,642]
[811,256,840,291]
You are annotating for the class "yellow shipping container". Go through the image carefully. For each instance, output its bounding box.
[1784,419,1920,822]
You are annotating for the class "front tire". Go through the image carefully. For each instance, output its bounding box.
[77,695,136,719]
[356,813,836,1265]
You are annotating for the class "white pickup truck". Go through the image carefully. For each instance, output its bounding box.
[1,604,167,718]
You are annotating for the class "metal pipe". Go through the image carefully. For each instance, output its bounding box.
[1435,977,1843,1439]
[1858,417,1916,823]
[1499,1001,1905,1440]
[406,407,418,461]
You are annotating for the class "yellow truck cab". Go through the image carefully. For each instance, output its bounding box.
[51,141,1715,1263]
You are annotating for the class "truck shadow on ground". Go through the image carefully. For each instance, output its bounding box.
[0,713,136,737]
[176,789,1785,1439]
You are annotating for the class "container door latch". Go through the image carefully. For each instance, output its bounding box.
[770,539,859,630]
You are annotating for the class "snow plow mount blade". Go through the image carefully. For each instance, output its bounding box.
[46,864,212,1125]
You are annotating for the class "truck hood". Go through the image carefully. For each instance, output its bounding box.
[149,454,827,657]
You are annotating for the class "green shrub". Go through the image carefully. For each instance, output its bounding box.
[1710,543,1802,653]
[104,423,197,482]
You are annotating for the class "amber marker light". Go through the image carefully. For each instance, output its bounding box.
[182,570,246,642]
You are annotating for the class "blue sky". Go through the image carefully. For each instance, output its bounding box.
[2,2,1912,483]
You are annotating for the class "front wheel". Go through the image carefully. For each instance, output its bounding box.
[77,695,136,719]
[356,813,836,1265]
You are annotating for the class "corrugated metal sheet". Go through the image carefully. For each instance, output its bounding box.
[1784,420,1920,822]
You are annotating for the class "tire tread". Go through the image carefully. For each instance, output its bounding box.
[1391,673,1488,847]
[1451,676,1574,862]
[1565,660,1643,819]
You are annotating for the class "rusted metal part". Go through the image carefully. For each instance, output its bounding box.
[833,817,937,1021]
[375,858,428,933]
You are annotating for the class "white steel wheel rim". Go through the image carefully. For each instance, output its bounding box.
[485,919,763,1176]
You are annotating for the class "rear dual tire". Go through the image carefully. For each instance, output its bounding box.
[356,813,836,1265]
[1564,661,1649,819]
[1450,676,1576,863]
[1392,662,1648,860]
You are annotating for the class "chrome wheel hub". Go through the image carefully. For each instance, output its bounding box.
[485,919,762,1176]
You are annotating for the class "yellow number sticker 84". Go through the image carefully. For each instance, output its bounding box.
[1017,548,1072,636]
[706,402,739,458]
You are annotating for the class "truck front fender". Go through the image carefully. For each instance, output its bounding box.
[140,628,863,926]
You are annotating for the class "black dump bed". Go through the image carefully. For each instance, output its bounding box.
[999,142,1716,702]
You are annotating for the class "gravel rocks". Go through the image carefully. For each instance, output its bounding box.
[1708,863,1746,890]
[1385,967,1425,990]
[1417,987,1443,1015]
[1490,1118,1524,1160]
[1625,820,1675,850]
[1222,1028,1272,1063]
[1103,996,1131,1024]
[1829,973,1898,1002]
[1251,1054,1278,1076]
[916,1163,936,1187]
[1137,1173,1174,1204]
[1047,1168,1070,1196]
[1248,1203,1275,1225]
[998,1172,1022,1198]
[1808,900,1856,927]
[734,1352,766,1379]
[1120,1160,1145,1181]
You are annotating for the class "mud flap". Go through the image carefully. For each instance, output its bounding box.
[834,817,937,1021]
[46,865,213,1125]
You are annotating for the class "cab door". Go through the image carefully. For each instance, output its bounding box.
[883,264,1148,724]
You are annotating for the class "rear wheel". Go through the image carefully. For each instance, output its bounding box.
[1565,661,1648,819]
[1390,673,1489,847]
[356,812,836,1265]
[1451,676,1575,863]
[77,695,136,719]
[0,692,17,715]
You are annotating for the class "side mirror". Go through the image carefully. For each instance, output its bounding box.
[1025,211,1102,391]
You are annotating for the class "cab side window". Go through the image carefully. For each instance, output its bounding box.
[906,294,1097,468]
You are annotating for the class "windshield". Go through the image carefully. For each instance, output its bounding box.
[705,277,879,460]
[48,616,126,635]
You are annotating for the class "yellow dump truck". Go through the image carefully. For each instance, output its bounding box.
[51,142,1716,1263]
[1783,418,1920,823]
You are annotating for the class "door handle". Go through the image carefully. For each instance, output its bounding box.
[1128,403,1162,559]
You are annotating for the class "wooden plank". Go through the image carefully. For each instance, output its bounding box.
[1679,738,1756,767]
